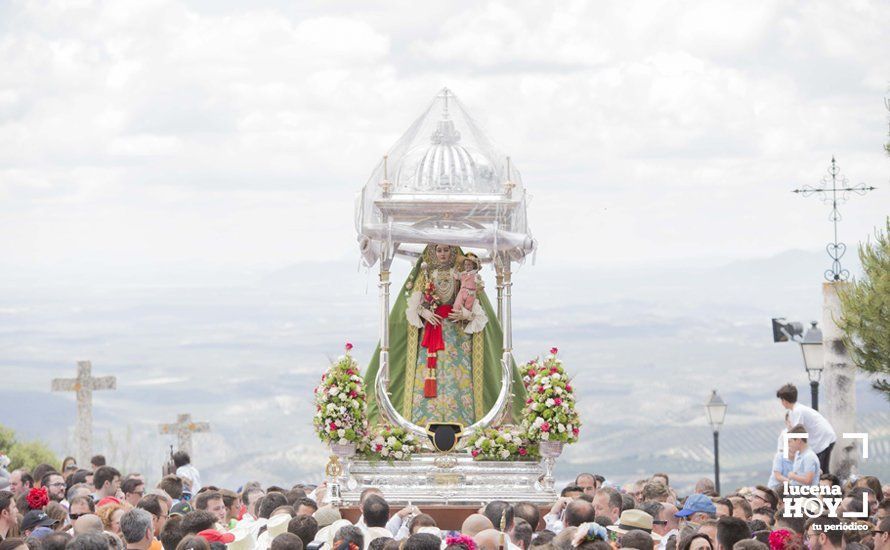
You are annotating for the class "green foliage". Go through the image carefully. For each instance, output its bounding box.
[8,441,58,472]
[839,218,890,400]
[0,423,58,471]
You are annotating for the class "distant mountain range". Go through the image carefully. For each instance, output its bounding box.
[1,248,886,492]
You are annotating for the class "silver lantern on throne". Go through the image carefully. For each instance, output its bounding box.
[349,89,549,505]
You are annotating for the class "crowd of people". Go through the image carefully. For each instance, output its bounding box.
[0,450,888,550]
[0,384,886,550]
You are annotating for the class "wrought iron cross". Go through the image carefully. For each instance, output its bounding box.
[159,413,210,456]
[793,157,876,281]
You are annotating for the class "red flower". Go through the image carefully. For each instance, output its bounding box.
[471,449,480,457]
[554,397,562,406]
[550,347,558,355]
[526,398,533,404]
[565,384,573,393]
[27,487,48,510]
[518,448,528,456]
[349,390,357,398]
[329,422,338,430]
[550,367,558,374]
[572,427,580,436]
[375,444,383,452]
[537,386,545,393]
[541,422,551,432]
[528,369,537,377]
[346,369,355,376]
[345,342,353,352]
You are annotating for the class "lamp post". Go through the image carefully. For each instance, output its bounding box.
[800,322,824,410]
[706,390,727,495]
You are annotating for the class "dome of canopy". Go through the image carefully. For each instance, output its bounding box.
[355,88,534,266]
[394,106,498,193]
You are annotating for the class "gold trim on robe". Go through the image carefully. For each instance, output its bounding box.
[403,324,419,419]
[472,331,484,421]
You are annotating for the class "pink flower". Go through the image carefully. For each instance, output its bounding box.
[572,427,580,436]
[346,369,355,376]
[550,347,558,355]
[541,422,551,432]
[471,449,480,457]
[528,369,537,377]
[565,384,573,392]
[550,367,558,374]
[329,422,338,430]
[349,390,357,398]
[554,397,562,405]
[518,447,528,456]
[345,342,353,351]
[526,398,533,404]
[375,444,383,452]
[537,386,545,394]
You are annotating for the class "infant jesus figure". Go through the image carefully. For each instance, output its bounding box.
[454,252,482,315]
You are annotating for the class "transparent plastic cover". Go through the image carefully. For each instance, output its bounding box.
[356,88,535,266]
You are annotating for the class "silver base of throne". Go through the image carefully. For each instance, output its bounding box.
[337,454,557,506]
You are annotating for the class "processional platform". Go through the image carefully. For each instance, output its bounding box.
[337,455,557,506]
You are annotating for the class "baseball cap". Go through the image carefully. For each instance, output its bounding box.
[197,529,235,544]
[97,496,122,507]
[675,494,717,517]
[170,501,193,517]
[22,510,59,532]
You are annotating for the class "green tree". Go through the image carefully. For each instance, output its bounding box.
[839,218,890,400]
[0,423,58,472]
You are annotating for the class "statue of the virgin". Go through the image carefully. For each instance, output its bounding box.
[365,243,527,428]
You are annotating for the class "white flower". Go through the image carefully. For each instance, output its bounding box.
[394,451,404,459]
[545,398,555,407]
[533,417,545,428]
[530,403,540,411]
[503,433,513,442]
[339,405,346,414]
[554,387,563,395]
[541,432,550,440]
[552,373,561,380]
[540,377,550,385]
[329,386,340,396]
[557,424,566,433]
[387,436,397,446]
[352,400,359,407]
[381,448,390,457]
[338,429,346,437]
[499,449,510,459]
[326,403,338,413]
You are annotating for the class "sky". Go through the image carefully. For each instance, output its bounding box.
[0,0,889,488]
[0,0,887,281]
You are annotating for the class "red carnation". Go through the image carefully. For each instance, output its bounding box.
[346,369,355,376]
[27,487,48,510]
[375,444,383,452]
[550,367,558,374]
[572,427,580,436]
[537,386,545,393]
[518,447,528,456]
[329,422,338,430]
[471,449,480,457]
[541,422,551,432]
[526,398,533,404]
[554,397,562,405]
[345,342,353,351]
[565,384,573,392]
[349,390,357,398]
[550,347,558,355]
[528,369,537,377]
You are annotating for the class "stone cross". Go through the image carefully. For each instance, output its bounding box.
[51,361,117,466]
[159,414,210,456]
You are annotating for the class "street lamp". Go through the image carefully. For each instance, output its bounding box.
[706,390,727,495]
[800,322,824,410]
[771,318,824,410]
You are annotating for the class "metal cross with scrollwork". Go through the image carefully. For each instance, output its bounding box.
[793,157,876,281]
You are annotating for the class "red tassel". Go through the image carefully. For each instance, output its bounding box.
[427,355,437,368]
[424,377,437,397]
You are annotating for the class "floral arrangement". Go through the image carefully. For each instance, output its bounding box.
[313,343,369,447]
[364,425,420,461]
[465,426,536,461]
[518,358,541,389]
[521,347,581,444]
[27,487,49,510]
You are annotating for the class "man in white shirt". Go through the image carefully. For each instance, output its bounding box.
[776,383,837,474]
[172,451,202,495]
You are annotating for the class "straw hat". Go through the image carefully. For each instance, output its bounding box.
[606,510,662,541]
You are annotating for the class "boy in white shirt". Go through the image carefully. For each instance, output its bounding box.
[776,383,836,474]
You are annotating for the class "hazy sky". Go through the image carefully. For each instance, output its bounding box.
[0,0,888,279]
